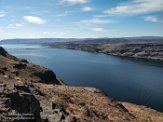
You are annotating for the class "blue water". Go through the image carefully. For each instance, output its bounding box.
[1,44,163,112]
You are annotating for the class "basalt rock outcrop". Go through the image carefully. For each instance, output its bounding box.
[0,47,7,56]
[0,46,163,122]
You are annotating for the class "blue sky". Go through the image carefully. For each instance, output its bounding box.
[0,0,163,39]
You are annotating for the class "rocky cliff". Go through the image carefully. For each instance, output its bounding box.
[0,46,163,122]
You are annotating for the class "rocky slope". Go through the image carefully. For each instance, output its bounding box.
[48,42,163,61]
[0,46,163,122]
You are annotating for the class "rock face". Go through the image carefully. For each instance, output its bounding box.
[0,46,163,122]
[0,47,7,56]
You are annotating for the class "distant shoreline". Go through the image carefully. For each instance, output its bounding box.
[47,42,163,61]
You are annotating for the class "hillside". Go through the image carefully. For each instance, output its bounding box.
[47,39,163,61]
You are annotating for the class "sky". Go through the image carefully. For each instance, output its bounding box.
[0,0,163,39]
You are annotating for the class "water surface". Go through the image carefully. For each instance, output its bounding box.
[1,44,163,112]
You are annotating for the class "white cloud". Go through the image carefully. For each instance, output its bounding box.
[8,23,24,28]
[15,23,23,27]
[144,16,158,22]
[104,0,163,16]
[81,6,93,12]
[60,0,88,5]
[43,31,57,35]
[0,12,5,17]
[81,18,114,25]
[24,16,45,24]
[78,18,113,33]
[91,28,105,32]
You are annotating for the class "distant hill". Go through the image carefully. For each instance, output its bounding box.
[125,36,163,40]
[0,36,163,45]
[0,38,79,45]
[46,36,163,61]
[50,37,163,45]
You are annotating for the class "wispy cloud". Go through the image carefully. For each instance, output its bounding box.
[104,0,163,16]
[0,12,5,17]
[81,18,114,25]
[78,18,113,32]
[15,23,24,27]
[23,16,45,24]
[8,23,25,29]
[93,14,110,18]
[59,0,89,5]
[144,16,158,23]
[56,11,71,17]
[91,28,105,32]
[81,6,93,12]
[43,31,57,35]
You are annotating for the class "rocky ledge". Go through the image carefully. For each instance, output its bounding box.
[0,46,163,122]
